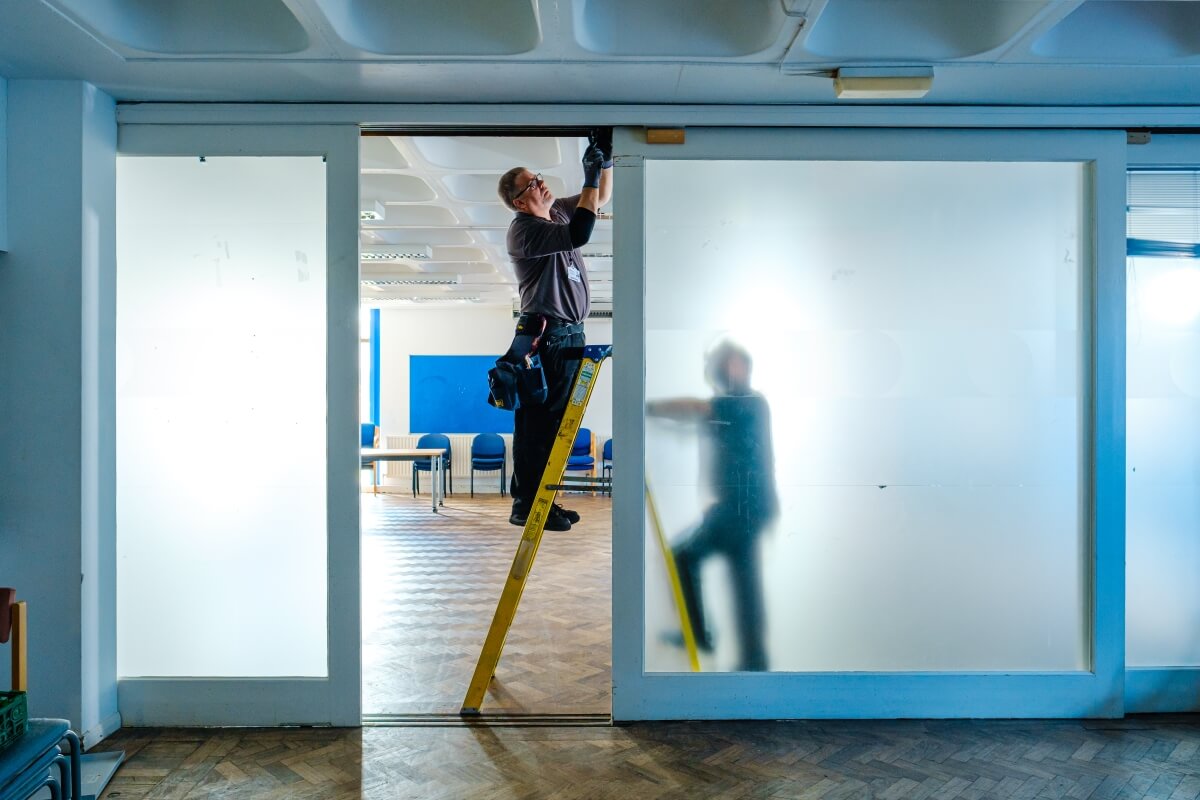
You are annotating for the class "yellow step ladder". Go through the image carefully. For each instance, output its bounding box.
[645,478,701,672]
[461,344,612,714]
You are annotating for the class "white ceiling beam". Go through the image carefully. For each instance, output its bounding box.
[118,103,1200,129]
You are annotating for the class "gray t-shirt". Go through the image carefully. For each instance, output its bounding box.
[507,194,590,324]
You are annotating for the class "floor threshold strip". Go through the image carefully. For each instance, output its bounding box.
[362,713,612,728]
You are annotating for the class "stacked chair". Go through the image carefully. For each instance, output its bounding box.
[0,587,82,800]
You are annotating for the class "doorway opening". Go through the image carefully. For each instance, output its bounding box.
[357,131,615,719]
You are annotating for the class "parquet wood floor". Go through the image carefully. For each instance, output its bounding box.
[361,492,611,716]
[96,716,1200,799]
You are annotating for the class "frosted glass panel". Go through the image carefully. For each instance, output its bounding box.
[117,157,327,677]
[1127,255,1200,667]
[643,160,1087,673]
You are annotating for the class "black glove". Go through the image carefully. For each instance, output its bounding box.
[589,128,614,168]
[582,142,605,189]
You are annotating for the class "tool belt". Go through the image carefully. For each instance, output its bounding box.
[487,315,554,411]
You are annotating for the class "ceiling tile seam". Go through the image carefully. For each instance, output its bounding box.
[32,0,125,62]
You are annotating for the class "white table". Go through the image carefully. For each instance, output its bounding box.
[361,447,447,512]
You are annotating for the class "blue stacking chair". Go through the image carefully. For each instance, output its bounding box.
[470,433,507,497]
[361,423,380,492]
[361,423,379,448]
[602,438,613,480]
[564,427,595,478]
[412,433,451,497]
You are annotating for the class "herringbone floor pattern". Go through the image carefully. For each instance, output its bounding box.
[362,492,611,715]
[96,716,1200,799]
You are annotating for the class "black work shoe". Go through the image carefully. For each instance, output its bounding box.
[553,503,580,524]
[543,508,572,532]
[509,505,573,532]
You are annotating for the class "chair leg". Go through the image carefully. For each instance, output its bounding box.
[470,468,474,498]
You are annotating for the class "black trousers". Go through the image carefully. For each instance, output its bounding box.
[509,322,585,507]
[673,506,769,672]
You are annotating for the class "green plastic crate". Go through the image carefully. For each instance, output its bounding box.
[0,691,29,751]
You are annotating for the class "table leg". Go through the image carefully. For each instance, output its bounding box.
[432,456,439,513]
[438,457,444,507]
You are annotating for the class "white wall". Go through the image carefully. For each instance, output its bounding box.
[0,80,117,744]
[378,307,613,445]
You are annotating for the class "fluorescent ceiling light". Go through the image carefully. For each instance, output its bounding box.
[360,200,386,221]
[361,277,460,286]
[360,244,433,261]
[834,67,933,100]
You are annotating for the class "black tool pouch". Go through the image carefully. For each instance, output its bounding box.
[487,328,549,410]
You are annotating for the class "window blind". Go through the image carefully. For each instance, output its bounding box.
[1128,170,1200,255]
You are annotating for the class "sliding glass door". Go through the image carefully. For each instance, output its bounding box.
[115,126,360,725]
[612,127,1126,719]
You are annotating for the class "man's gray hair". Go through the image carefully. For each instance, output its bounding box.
[497,167,526,212]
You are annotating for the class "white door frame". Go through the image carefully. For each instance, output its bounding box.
[611,126,1128,720]
[115,124,361,726]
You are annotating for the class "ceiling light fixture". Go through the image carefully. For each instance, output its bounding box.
[833,67,933,100]
[360,245,433,261]
[360,200,386,222]
[361,278,460,286]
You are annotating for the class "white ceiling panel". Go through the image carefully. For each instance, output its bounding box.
[311,0,540,56]
[360,137,409,170]
[431,246,491,262]
[10,0,1200,104]
[463,205,519,226]
[46,0,309,56]
[370,229,475,246]
[360,174,437,203]
[419,262,497,275]
[413,137,562,170]
[443,173,568,203]
[376,206,459,226]
[1032,1,1200,61]
[803,0,1052,61]
[358,136,614,304]
[574,0,787,57]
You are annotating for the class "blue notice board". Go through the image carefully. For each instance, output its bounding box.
[409,355,514,434]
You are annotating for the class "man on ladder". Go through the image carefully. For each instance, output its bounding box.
[495,131,613,531]
[463,135,613,714]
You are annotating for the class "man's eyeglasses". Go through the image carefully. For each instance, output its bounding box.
[511,173,543,203]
